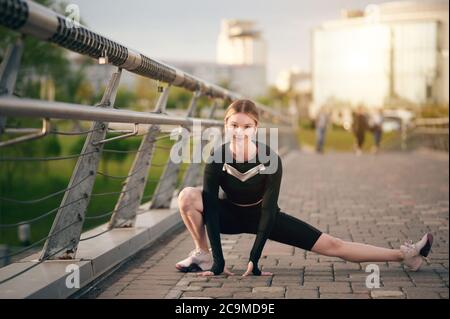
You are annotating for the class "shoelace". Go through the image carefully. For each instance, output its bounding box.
[188,249,201,257]
[189,249,208,257]
[401,240,417,257]
[403,240,416,248]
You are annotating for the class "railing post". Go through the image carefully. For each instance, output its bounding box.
[401,119,408,150]
[207,99,220,119]
[108,85,172,228]
[287,123,300,150]
[153,84,171,114]
[39,68,122,260]
[149,90,202,209]
[0,37,24,134]
[185,90,202,118]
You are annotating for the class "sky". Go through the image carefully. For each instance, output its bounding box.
[66,0,431,85]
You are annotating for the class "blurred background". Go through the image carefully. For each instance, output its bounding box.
[0,0,448,263]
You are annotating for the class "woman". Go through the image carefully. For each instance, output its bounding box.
[315,107,330,154]
[370,109,384,154]
[175,99,433,277]
[352,105,369,156]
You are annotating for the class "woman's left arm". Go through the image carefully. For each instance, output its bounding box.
[247,155,283,275]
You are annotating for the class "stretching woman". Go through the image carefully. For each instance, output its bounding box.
[175,99,434,276]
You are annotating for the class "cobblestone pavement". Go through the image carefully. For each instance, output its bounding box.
[85,149,449,299]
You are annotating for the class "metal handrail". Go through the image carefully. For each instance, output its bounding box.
[399,117,449,151]
[0,97,224,127]
[414,117,449,127]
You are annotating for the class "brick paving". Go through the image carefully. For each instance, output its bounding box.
[84,149,449,299]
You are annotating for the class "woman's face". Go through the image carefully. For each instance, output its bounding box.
[225,113,257,142]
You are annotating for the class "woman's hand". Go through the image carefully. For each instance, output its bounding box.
[242,261,273,277]
[198,266,234,277]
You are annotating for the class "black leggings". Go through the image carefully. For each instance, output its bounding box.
[212,198,323,251]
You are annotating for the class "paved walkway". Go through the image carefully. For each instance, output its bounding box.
[84,149,449,299]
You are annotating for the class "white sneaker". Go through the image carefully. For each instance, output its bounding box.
[401,251,423,271]
[400,233,433,271]
[175,248,212,273]
[416,233,433,257]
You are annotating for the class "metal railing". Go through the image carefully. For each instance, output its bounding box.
[381,116,449,152]
[0,0,298,283]
[400,117,449,152]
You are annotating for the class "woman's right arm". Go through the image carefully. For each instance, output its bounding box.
[202,153,225,275]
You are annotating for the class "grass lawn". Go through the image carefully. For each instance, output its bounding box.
[298,125,400,153]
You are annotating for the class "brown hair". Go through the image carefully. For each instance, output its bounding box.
[224,99,259,126]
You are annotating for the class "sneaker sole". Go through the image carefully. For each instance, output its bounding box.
[175,263,203,273]
[408,257,424,272]
[419,233,433,257]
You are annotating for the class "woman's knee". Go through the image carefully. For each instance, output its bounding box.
[328,236,344,251]
[313,234,344,254]
[178,187,203,213]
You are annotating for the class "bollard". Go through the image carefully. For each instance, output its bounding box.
[18,224,31,246]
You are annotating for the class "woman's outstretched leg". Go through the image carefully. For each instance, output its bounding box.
[311,233,403,262]
[311,233,433,271]
[267,211,433,271]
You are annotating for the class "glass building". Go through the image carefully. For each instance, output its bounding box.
[312,1,449,110]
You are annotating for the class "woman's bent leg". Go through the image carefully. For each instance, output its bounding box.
[267,212,323,251]
[178,187,209,252]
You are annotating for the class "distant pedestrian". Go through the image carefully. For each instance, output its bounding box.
[352,105,368,156]
[315,107,330,154]
[369,109,384,154]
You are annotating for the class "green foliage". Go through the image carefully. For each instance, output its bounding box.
[43,135,61,156]
[298,125,397,152]
[167,86,191,109]
[115,87,138,109]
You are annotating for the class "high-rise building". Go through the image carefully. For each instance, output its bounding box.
[216,19,267,97]
[312,1,449,110]
[217,19,266,66]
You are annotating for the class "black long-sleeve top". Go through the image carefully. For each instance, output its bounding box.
[202,140,283,275]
